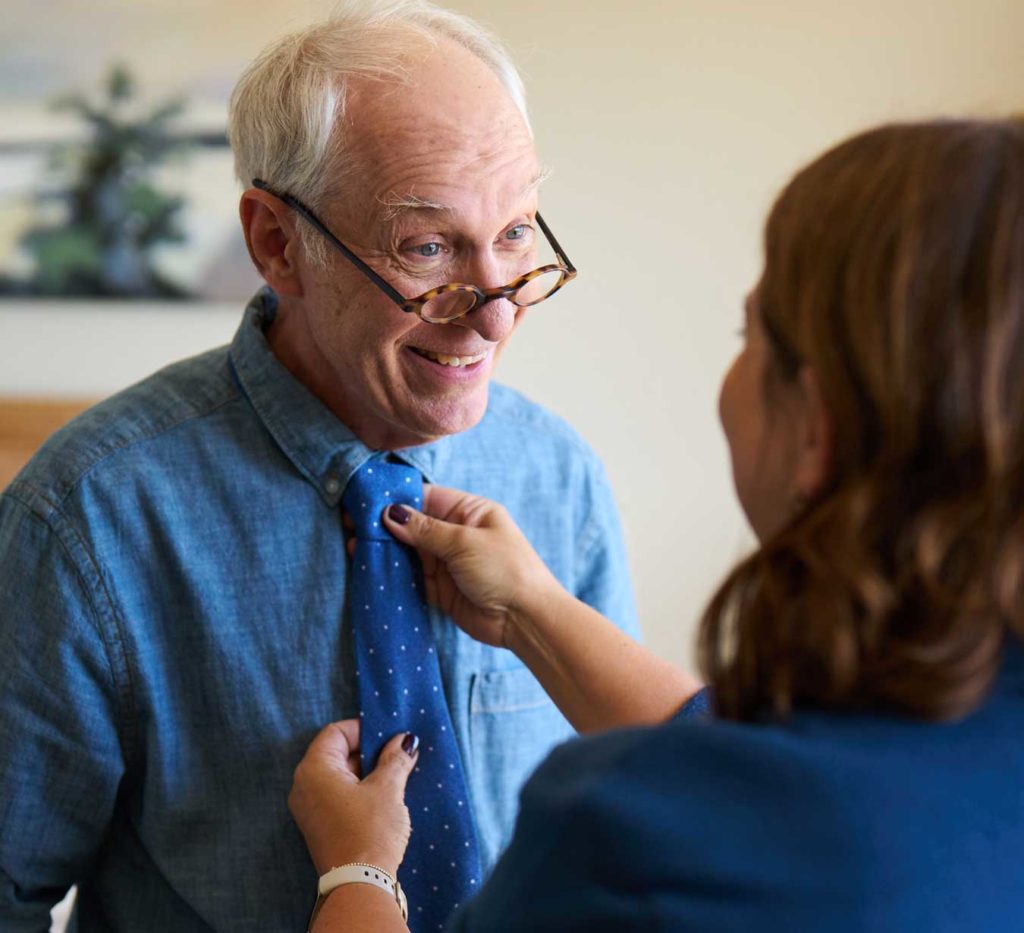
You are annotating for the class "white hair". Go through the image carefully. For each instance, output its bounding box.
[228,0,530,267]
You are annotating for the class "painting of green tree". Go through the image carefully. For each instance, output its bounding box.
[15,65,192,298]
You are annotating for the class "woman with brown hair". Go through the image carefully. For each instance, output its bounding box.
[288,117,1024,931]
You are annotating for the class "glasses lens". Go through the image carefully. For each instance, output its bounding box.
[512,268,565,307]
[420,289,479,323]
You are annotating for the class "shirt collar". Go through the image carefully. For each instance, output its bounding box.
[229,287,449,507]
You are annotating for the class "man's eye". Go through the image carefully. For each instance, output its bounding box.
[412,242,443,258]
[506,225,528,241]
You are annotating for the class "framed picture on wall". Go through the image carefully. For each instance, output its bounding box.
[0,0,270,308]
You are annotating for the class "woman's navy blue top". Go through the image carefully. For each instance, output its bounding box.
[449,643,1024,931]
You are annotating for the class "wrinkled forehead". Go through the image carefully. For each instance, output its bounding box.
[361,126,537,209]
[340,42,539,224]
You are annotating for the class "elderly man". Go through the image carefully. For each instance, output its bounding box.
[0,3,637,931]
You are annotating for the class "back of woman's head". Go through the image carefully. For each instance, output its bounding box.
[701,117,1024,722]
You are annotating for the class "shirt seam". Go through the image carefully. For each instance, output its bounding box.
[484,393,598,459]
[0,488,139,770]
[573,462,614,580]
[470,699,551,715]
[23,391,242,510]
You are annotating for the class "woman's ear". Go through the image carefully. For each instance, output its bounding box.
[239,188,305,297]
[792,365,834,502]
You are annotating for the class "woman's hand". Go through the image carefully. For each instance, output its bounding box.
[382,485,703,734]
[288,720,419,877]
[381,485,561,650]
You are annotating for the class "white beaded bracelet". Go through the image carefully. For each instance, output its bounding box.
[307,862,409,930]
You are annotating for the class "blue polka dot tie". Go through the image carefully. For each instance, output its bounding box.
[343,461,482,932]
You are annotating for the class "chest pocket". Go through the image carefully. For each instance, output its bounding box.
[466,666,574,872]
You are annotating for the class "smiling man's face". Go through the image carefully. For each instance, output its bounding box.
[286,38,542,450]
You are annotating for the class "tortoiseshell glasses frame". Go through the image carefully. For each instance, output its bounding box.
[252,178,577,325]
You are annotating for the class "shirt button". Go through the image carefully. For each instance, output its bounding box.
[324,475,341,495]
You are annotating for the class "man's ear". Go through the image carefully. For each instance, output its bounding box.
[239,188,305,298]
[792,365,834,502]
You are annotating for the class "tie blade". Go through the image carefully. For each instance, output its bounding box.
[345,459,482,930]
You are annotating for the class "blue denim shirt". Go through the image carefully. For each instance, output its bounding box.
[0,289,638,932]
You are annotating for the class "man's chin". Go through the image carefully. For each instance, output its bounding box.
[399,389,490,448]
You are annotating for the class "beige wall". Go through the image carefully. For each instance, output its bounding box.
[6,1,1024,676]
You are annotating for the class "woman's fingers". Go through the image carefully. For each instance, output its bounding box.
[420,484,478,521]
[382,500,462,560]
[316,719,359,760]
[421,549,440,607]
[289,722,418,876]
[364,731,420,797]
[347,486,472,562]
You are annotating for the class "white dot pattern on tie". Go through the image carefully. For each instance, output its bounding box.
[343,461,481,933]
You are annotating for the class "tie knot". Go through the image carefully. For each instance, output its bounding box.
[342,461,423,540]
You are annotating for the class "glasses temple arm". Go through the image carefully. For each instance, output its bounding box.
[251,179,410,308]
[535,212,576,275]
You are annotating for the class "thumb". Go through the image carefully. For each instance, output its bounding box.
[382,503,460,560]
[365,731,420,796]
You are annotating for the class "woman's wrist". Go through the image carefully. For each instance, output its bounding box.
[504,573,573,659]
[311,877,408,933]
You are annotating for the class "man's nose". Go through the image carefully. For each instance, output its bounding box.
[451,258,519,342]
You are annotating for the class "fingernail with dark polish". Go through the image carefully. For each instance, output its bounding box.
[402,733,420,757]
[388,504,411,525]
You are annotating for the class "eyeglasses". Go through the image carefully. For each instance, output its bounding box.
[252,178,577,325]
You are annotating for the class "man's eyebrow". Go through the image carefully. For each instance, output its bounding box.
[378,194,454,222]
[522,166,553,199]
[377,167,554,223]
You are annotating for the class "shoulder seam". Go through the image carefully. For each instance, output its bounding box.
[481,387,598,458]
[16,390,242,511]
[0,491,139,768]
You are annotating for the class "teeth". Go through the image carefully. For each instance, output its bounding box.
[417,349,487,367]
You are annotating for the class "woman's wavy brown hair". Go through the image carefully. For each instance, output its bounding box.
[699,118,1024,722]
